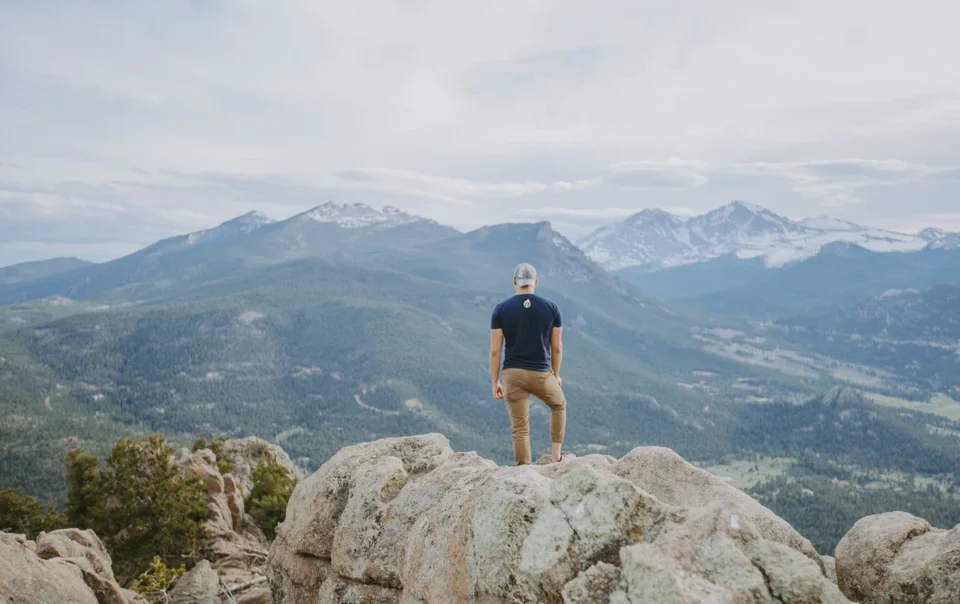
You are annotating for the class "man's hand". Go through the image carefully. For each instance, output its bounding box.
[554,373,563,387]
[493,382,505,400]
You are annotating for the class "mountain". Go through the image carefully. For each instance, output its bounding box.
[921,227,960,249]
[3,208,959,549]
[676,243,960,318]
[776,284,960,392]
[2,215,786,498]
[579,201,943,272]
[0,257,93,286]
[0,204,458,306]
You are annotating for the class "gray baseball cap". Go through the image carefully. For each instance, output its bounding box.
[513,263,537,287]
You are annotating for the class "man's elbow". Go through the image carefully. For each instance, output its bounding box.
[551,343,563,355]
[490,349,502,360]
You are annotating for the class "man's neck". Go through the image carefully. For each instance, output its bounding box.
[515,287,535,295]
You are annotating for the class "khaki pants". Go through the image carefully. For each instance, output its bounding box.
[502,368,567,466]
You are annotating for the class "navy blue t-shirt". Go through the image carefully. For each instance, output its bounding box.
[491,294,562,373]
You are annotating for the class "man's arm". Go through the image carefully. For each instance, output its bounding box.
[490,328,504,399]
[551,326,563,384]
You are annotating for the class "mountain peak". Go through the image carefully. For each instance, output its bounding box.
[223,210,274,230]
[579,202,931,271]
[299,202,428,230]
[919,227,960,249]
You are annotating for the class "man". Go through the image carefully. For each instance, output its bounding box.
[490,263,567,465]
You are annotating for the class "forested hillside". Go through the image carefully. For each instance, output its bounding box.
[1,209,958,558]
[777,285,960,392]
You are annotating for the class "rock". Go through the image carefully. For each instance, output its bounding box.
[268,434,849,604]
[821,386,864,408]
[561,562,621,604]
[170,560,220,604]
[821,555,837,585]
[177,447,269,568]
[835,511,960,603]
[237,586,272,603]
[317,576,399,603]
[33,529,129,604]
[35,529,117,585]
[1,530,119,604]
[221,436,301,496]
[612,446,824,569]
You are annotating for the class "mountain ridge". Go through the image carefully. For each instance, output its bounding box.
[578,201,954,272]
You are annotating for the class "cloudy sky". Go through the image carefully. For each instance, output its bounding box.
[2,0,959,265]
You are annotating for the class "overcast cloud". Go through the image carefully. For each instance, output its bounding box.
[1,0,959,265]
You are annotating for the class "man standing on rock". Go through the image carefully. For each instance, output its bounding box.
[490,263,567,465]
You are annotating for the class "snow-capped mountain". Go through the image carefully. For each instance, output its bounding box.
[920,228,960,249]
[578,201,951,272]
[185,210,275,245]
[298,202,431,230]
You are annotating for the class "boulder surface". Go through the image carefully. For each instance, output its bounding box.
[268,434,848,604]
[1,530,129,604]
[835,511,960,604]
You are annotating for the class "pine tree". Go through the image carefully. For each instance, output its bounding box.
[244,457,297,540]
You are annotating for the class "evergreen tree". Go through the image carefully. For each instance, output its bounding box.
[0,487,67,538]
[65,435,210,581]
[244,457,297,540]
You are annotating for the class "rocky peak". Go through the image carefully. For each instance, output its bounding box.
[623,207,684,228]
[578,201,930,272]
[820,386,866,409]
[267,433,849,603]
[301,202,427,230]
[920,227,960,249]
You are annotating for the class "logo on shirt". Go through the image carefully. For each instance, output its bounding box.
[523,299,532,309]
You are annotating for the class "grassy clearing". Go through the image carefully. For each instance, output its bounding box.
[867,392,960,422]
[698,456,794,490]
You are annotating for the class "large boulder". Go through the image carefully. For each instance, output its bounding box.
[611,446,823,569]
[835,511,960,603]
[268,434,848,604]
[169,559,220,604]
[0,530,128,604]
[33,529,128,604]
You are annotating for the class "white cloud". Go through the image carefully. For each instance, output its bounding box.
[2,1,960,263]
[334,168,547,203]
[602,158,710,191]
[734,159,953,206]
[513,207,638,219]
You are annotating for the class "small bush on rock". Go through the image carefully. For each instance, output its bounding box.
[129,555,186,603]
[244,456,297,540]
[192,435,235,475]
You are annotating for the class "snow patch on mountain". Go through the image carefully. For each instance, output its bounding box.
[184,211,275,245]
[302,202,428,230]
[579,201,946,272]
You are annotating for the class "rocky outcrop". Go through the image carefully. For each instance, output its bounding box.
[268,434,848,604]
[175,437,301,603]
[221,437,301,496]
[176,447,269,569]
[821,386,865,408]
[1,530,130,604]
[835,511,960,604]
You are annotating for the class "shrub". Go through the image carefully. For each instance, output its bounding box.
[244,457,297,540]
[192,435,235,475]
[0,487,67,539]
[129,555,186,603]
[66,435,210,581]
